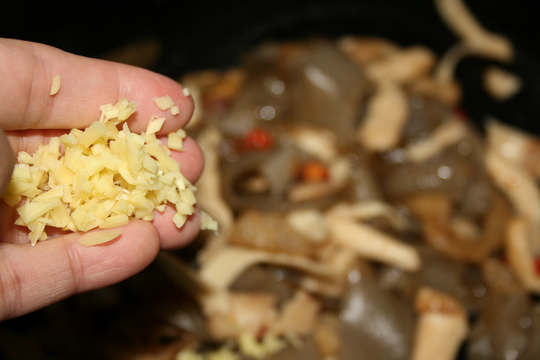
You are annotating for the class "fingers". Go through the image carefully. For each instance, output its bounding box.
[167,136,205,185]
[0,220,160,320]
[0,38,193,133]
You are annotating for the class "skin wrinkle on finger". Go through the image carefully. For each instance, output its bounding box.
[65,237,85,295]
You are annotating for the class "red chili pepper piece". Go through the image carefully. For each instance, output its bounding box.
[242,129,274,151]
[300,161,329,183]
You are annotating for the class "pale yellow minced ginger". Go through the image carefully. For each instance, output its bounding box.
[168,129,187,151]
[171,105,180,115]
[2,98,217,245]
[153,95,175,110]
[49,75,61,96]
[78,229,122,247]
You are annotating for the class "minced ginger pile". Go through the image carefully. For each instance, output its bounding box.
[2,98,217,245]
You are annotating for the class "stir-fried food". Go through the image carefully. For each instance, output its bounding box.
[159,3,536,358]
[2,1,537,359]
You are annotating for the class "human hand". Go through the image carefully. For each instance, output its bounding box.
[0,39,204,320]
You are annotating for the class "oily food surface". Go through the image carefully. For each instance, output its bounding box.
[2,98,211,244]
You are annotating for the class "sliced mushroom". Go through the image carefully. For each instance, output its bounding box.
[326,200,408,231]
[435,0,513,61]
[314,315,342,359]
[286,209,329,243]
[196,127,234,234]
[287,126,338,163]
[203,291,277,340]
[434,42,474,84]
[325,215,420,271]
[505,217,540,293]
[483,66,522,101]
[410,76,462,107]
[405,118,468,163]
[366,47,436,84]
[411,287,468,360]
[486,150,540,250]
[357,81,409,152]
[273,290,320,335]
[299,245,358,297]
[487,119,540,177]
[198,246,337,291]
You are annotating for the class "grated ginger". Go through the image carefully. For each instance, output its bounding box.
[49,75,61,96]
[153,95,175,110]
[2,98,217,245]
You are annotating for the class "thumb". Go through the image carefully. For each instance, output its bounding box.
[0,129,14,195]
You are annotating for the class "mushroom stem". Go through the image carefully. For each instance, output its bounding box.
[326,216,420,271]
[505,217,540,293]
[435,0,513,61]
[411,287,468,360]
